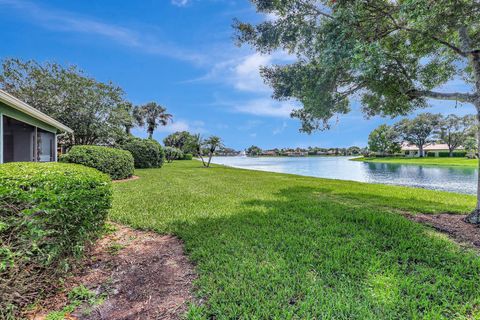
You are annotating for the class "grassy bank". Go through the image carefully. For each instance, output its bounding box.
[353,156,478,168]
[111,161,480,319]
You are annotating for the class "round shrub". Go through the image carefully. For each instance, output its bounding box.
[0,162,112,317]
[182,153,193,160]
[121,138,165,169]
[165,146,184,163]
[60,145,134,180]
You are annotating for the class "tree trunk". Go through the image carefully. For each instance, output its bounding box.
[466,106,480,223]
[418,145,424,158]
[449,149,453,157]
[197,151,207,167]
[207,153,213,167]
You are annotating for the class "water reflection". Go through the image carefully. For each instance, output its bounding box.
[210,156,477,194]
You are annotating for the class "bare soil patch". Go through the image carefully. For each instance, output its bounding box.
[113,175,140,183]
[30,224,196,320]
[405,213,480,249]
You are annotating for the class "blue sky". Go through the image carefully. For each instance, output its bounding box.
[0,0,476,150]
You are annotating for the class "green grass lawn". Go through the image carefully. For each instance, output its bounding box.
[111,160,480,319]
[353,156,479,168]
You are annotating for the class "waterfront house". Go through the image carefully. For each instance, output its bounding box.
[261,150,278,156]
[0,90,73,163]
[401,142,464,157]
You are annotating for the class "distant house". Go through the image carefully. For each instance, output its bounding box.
[0,90,73,163]
[401,142,463,157]
[286,151,308,157]
[261,150,277,156]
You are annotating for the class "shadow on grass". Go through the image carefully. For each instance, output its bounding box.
[176,186,480,319]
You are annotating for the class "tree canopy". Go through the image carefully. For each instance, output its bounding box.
[246,145,262,156]
[235,1,480,132]
[137,102,172,139]
[437,114,475,156]
[394,113,441,157]
[163,131,198,154]
[368,124,400,156]
[0,58,128,146]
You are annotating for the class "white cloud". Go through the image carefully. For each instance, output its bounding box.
[193,51,295,93]
[232,53,272,92]
[0,0,204,63]
[233,98,293,118]
[171,0,190,7]
[156,119,206,134]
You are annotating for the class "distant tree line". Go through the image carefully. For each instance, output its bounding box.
[368,113,477,157]
[245,145,363,157]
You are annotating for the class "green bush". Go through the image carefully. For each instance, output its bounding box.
[0,162,112,317]
[60,145,134,180]
[165,146,184,163]
[427,152,436,157]
[438,151,467,158]
[120,138,165,169]
[182,153,193,160]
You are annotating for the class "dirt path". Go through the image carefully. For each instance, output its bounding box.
[405,213,480,249]
[31,224,196,320]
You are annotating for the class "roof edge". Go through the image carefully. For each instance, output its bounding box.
[0,89,73,133]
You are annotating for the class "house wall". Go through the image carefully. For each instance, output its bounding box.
[0,101,58,164]
[404,149,451,157]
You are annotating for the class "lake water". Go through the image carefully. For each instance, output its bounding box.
[210,156,478,195]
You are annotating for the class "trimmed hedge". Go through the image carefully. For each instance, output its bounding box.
[60,145,134,180]
[121,138,165,169]
[0,162,112,317]
[438,151,467,158]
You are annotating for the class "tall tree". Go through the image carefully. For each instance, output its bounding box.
[0,58,128,147]
[246,145,262,157]
[118,102,145,135]
[138,102,172,139]
[437,114,475,157]
[235,1,480,222]
[368,124,400,156]
[395,113,441,157]
[465,137,479,159]
[190,133,206,166]
[203,136,223,167]
[163,131,197,154]
[347,146,361,155]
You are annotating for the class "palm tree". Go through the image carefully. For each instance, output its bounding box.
[203,136,222,167]
[132,106,145,131]
[191,133,206,166]
[140,102,172,139]
[120,103,145,135]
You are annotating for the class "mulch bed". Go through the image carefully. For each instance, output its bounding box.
[404,213,480,249]
[112,176,140,183]
[29,224,196,320]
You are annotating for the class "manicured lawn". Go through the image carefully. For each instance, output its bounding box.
[353,156,478,168]
[111,160,480,319]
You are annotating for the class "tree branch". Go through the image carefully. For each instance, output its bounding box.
[299,0,333,19]
[407,89,475,103]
